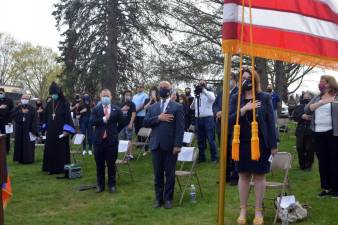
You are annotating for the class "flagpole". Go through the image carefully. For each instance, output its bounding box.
[217,53,232,225]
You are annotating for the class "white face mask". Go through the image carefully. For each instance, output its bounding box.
[21,99,29,105]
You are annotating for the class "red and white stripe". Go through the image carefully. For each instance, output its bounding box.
[222,0,338,60]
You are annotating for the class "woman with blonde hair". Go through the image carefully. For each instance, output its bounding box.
[229,69,278,225]
[305,75,338,198]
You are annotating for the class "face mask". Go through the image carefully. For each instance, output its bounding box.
[267,88,272,93]
[179,100,184,104]
[21,99,29,105]
[319,83,328,93]
[229,81,234,90]
[302,99,311,104]
[159,88,170,98]
[242,79,253,91]
[185,90,191,96]
[36,103,42,107]
[0,93,4,99]
[83,96,90,102]
[51,94,59,100]
[125,96,131,101]
[101,96,111,105]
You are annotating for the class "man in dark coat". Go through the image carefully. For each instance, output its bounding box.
[0,88,14,154]
[291,91,315,170]
[90,89,125,193]
[12,94,38,164]
[213,73,239,185]
[144,81,185,209]
[42,82,75,174]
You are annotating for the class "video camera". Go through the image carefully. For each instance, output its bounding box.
[194,83,206,97]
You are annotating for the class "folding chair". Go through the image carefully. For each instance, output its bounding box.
[116,140,133,182]
[70,134,85,164]
[175,147,203,205]
[131,127,152,160]
[183,131,194,147]
[250,152,292,225]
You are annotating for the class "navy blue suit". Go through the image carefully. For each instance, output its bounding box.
[90,103,125,189]
[144,100,184,202]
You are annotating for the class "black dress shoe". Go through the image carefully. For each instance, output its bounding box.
[154,200,163,208]
[163,201,173,209]
[96,187,104,193]
[109,186,116,193]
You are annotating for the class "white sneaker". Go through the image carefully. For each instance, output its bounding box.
[82,150,87,156]
[88,150,93,155]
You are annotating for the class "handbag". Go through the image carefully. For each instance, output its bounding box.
[275,200,309,222]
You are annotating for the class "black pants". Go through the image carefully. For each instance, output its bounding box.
[5,134,10,154]
[152,149,178,202]
[94,139,118,189]
[314,130,338,192]
[296,134,315,170]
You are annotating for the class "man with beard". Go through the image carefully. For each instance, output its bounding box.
[42,82,75,174]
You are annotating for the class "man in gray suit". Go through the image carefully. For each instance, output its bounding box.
[144,81,185,209]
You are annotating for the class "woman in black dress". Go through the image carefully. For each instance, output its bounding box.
[229,69,278,225]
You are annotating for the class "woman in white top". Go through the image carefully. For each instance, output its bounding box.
[305,75,338,198]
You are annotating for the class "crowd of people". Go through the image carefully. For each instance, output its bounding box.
[2,72,337,223]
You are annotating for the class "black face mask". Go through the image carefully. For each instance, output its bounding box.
[242,79,253,91]
[267,89,272,93]
[159,88,171,98]
[302,99,311,104]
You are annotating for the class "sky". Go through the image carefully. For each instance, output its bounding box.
[0,0,336,95]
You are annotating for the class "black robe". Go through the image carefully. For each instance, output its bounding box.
[42,99,75,174]
[12,105,38,164]
[0,97,14,153]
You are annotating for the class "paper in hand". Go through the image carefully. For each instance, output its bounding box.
[5,124,13,134]
[59,133,65,139]
[268,155,273,163]
[29,132,37,141]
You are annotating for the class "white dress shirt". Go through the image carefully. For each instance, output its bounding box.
[190,89,215,118]
[160,98,170,112]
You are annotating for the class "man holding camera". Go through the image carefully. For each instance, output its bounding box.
[191,80,218,163]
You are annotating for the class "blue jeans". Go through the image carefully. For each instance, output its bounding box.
[196,116,218,161]
[80,116,93,150]
[120,126,133,140]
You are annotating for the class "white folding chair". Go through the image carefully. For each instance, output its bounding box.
[131,127,152,160]
[175,147,203,205]
[116,140,133,181]
[183,132,194,147]
[70,134,85,163]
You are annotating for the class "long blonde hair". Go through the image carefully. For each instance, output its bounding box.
[321,75,338,94]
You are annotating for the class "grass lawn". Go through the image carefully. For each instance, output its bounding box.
[4,132,338,225]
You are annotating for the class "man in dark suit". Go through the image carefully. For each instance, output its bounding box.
[144,81,185,209]
[90,89,125,193]
[213,73,239,185]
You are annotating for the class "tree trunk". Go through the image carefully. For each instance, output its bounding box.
[274,60,288,103]
[255,57,268,91]
[104,0,119,99]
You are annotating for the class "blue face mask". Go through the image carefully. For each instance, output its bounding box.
[51,94,59,100]
[159,88,170,99]
[0,93,4,99]
[101,96,111,105]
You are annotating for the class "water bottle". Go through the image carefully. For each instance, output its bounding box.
[281,208,289,225]
[189,184,197,203]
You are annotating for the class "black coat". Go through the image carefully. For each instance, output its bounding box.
[12,105,37,164]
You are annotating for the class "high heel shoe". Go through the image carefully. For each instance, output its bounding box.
[253,208,264,225]
[237,205,247,225]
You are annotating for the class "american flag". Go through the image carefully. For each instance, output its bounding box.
[222,0,338,69]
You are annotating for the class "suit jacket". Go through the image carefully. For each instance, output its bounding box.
[213,86,239,115]
[144,100,185,151]
[229,92,277,150]
[90,103,125,145]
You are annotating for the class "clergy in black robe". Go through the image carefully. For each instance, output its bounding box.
[0,88,14,154]
[12,94,38,164]
[42,82,75,174]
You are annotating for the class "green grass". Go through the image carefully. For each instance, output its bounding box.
[4,132,338,225]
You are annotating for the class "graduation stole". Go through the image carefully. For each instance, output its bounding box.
[232,0,260,161]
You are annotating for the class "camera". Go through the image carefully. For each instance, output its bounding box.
[194,84,205,97]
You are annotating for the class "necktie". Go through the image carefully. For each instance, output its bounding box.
[103,106,109,139]
[161,100,165,113]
